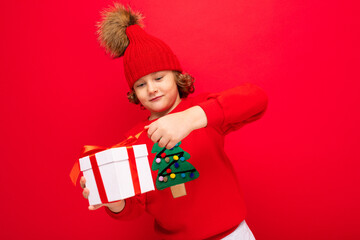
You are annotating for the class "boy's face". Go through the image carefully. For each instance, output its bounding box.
[133,70,181,119]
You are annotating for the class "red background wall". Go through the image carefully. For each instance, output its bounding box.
[1,0,359,239]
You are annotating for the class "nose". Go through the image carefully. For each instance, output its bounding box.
[147,80,158,95]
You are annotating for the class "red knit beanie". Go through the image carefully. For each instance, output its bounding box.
[96,3,183,88]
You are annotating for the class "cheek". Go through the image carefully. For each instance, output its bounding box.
[170,83,179,97]
[134,90,146,103]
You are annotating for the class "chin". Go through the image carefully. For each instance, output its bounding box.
[150,105,171,113]
[153,107,169,113]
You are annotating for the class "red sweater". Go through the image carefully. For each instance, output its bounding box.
[105,83,268,239]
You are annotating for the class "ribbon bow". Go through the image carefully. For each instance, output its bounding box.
[69,130,144,186]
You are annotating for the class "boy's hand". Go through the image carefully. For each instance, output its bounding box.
[144,106,207,149]
[80,176,125,213]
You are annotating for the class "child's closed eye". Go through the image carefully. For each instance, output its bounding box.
[136,82,145,88]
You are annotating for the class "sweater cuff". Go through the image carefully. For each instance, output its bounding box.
[104,200,129,220]
[197,98,224,128]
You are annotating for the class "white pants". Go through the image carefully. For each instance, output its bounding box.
[221,221,256,240]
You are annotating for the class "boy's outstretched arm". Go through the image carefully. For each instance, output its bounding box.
[197,82,269,135]
[145,83,268,146]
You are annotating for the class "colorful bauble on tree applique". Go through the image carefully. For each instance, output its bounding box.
[151,142,199,198]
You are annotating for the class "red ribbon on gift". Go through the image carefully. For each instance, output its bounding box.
[69,130,145,203]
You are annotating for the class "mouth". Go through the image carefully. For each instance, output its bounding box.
[150,95,163,102]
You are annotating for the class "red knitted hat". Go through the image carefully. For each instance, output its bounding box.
[96,3,182,88]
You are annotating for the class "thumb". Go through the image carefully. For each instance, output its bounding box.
[89,204,103,211]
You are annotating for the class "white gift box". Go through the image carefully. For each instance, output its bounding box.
[79,144,154,206]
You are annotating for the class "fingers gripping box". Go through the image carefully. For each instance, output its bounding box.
[79,144,154,206]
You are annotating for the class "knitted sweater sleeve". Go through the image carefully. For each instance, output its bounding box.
[104,194,146,220]
[197,83,269,135]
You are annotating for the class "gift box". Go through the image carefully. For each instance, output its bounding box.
[79,144,154,206]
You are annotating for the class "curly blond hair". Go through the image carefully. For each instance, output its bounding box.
[127,71,195,104]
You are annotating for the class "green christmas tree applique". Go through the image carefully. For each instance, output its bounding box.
[151,142,199,197]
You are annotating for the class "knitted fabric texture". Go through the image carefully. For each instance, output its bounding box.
[124,25,182,88]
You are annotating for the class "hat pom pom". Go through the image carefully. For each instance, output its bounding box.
[96,3,144,58]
